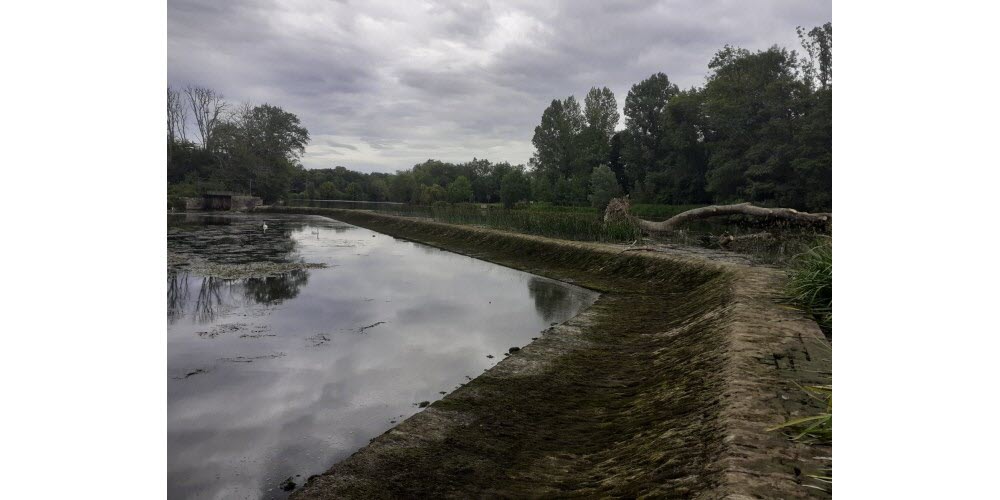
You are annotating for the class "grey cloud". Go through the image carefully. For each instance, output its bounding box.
[169,0,830,173]
[320,139,359,151]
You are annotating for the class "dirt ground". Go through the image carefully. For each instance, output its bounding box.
[264,207,832,499]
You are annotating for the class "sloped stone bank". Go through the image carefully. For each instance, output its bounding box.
[264,207,832,498]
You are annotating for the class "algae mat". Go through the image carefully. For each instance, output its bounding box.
[265,207,832,499]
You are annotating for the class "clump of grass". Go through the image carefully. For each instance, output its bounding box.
[786,237,832,331]
[769,383,832,493]
[778,240,833,493]
[768,384,831,444]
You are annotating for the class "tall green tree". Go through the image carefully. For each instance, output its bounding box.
[369,178,389,202]
[789,23,833,211]
[529,165,554,203]
[389,171,418,203]
[645,88,710,204]
[584,86,619,140]
[317,181,341,199]
[578,86,620,176]
[447,176,473,203]
[607,132,627,192]
[531,96,585,180]
[701,45,817,209]
[470,160,514,203]
[588,164,622,211]
[217,103,309,202]
[621,73,679,188]
[499,168,531,208]
[797,22,833,91]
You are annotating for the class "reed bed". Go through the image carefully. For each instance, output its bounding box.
[785,236,833,331]
[421,205,642,242]
[286,200,643,243]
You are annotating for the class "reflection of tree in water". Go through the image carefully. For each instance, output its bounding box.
[527,277,571,323]
[168,272,229,324]
[168,271,190,323]
[167,272,225,324]
[242,270,309,305]
[194,276,228,323]
[168,270,309,324]
[168,215,317,323]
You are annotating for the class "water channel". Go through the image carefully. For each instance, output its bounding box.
[167,213,598,499]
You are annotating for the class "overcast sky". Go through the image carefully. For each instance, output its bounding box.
[169,0,830,173]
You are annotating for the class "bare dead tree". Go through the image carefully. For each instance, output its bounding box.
[185,85,227,151]
[167,86,187,143]
[636,202,831,233]
[604,197,831,234]
[167,87,176,143]
[227,102,255,139]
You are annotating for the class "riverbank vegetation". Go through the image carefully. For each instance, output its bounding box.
[786,237,833,332]
[167,87,310,204]
[418,204,643,243]
[168,24,831,215]
[773,238,833,493]
[521,202,707,220]
[288,201,645,243]
[262,208,831,498]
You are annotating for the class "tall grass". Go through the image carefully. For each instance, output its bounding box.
[287,199,643,242]
[785,237,832,332]
[524,202,598,214]
[768,384,832,444]
[769,383,832,492]
[420,204,643,242]
[523,202,708,220]
[775,239,832,493]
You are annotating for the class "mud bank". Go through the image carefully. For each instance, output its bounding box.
[264,207,832,498]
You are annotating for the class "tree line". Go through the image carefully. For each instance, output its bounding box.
[169,23,830,212]
[289,158,532,208]
[528,23,832,212]
[168,86,310,203]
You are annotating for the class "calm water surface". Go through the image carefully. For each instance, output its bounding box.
[167,213,597,499]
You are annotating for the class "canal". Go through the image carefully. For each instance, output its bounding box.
[167,213,597,499]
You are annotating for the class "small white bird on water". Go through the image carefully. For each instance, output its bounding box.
[262,223,268,232]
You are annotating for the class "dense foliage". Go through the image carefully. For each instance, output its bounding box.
[169,24,830,212]
[528,23,832,211]
[588,165,622,211]
[167,87,310,203]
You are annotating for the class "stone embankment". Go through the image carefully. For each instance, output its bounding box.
[264,207,832,499]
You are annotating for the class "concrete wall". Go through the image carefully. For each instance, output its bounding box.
[271,207,833,499]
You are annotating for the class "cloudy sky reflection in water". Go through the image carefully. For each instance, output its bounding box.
[168,214,596,498]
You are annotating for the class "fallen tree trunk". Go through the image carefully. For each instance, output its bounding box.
[636,202,832,233]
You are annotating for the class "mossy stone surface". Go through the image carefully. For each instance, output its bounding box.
[264,208,831,499]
